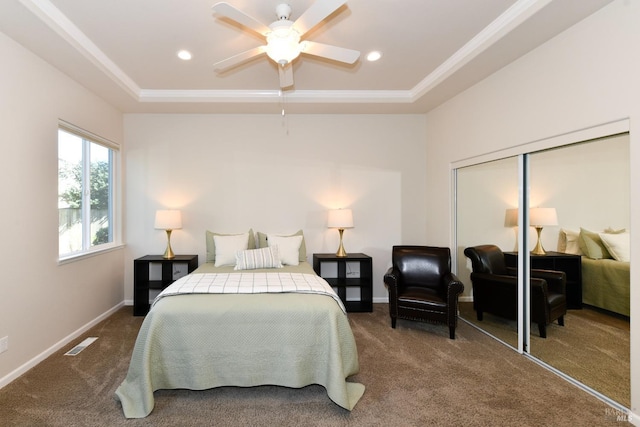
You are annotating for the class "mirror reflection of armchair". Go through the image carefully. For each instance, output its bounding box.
[463,245,567,338]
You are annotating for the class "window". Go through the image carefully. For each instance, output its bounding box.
[58,122,118,259]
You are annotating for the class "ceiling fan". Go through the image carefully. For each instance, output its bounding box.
[211,1,360,89]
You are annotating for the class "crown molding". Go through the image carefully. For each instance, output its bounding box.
[412,0,553,99]
[20,0,551,107]
[20,0,141,99]
[138,89,413,104]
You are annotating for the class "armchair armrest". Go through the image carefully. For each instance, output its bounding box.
[383,267,399,294]
[531,269,566,295]
[442,272,464,300]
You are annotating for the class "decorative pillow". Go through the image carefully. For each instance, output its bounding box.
[213,233,250,267]
[257,230,307,261]
[267,234,303,266]
[604,227,627,234]
[206,229,255,263]
[235,246,282,270]
[599,232,630,262]
[578,228,612,260]
[558,229,582,255]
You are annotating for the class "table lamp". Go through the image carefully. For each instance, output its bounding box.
[154,209,182,259]
[327,208,354,257]
[529,207,557,255]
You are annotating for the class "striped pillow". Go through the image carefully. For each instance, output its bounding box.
[234,246,282,270]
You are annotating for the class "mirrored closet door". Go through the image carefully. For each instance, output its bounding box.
[527,134,630,408]
[454,132,630,409]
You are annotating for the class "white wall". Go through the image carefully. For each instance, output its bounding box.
[123,113,427,302]
[0,32,124,385]
[425,0,639,415]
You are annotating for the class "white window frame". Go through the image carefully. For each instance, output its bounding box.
[58,120,121,263]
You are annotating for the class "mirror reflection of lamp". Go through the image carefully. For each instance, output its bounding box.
[529,208,558,255]
[154,209,182,259]
[504,208,519,252]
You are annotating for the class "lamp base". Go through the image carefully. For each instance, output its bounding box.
[335,228,347,257]
[163,229,175,259]
[531,226,546,255]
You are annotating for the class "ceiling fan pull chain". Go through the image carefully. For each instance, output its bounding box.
[280,90,289,136]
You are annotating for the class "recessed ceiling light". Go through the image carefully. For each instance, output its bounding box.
[366,51,382,62]
[177,50,192,60]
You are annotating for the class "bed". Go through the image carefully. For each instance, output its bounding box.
[115,230,364,418]
[558,228,630,317]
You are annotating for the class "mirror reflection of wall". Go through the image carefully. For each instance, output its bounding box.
[456,156,519,349]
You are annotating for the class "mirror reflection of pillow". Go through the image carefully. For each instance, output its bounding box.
[267,234,303,266]
[578,228,612,259]
[558,229,582,255]
[598,232,630,262]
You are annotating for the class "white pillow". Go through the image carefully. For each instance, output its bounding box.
[598,232,630,262]
[235,246,282,270]
[213,233,249,267]
[267,234,303,266]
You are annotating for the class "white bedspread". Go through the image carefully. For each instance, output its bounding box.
[154,272,346,313]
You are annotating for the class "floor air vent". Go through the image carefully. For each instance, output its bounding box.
[64,337,98,356]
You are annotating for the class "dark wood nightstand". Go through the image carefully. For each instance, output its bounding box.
[504,251,582,309]
[133,255,198,316]
[313,253,373,312]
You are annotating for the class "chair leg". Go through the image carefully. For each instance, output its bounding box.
[391,317,397,329]
[558,316,565,326]
[449,326,455,340]
[538,323,547,338]
[476,311,483,321]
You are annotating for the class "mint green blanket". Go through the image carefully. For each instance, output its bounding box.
[115,266,364,418]
[581,257,630,316]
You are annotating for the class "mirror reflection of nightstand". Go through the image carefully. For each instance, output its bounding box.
[504,251,582,309]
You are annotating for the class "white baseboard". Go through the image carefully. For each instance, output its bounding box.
[0,302,124,389]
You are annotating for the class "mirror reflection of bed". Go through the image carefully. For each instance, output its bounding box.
[455,133,630,409]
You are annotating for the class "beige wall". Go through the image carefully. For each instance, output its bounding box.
[425,0,640,416]
[0,32,125,385]
[123,113,428,303]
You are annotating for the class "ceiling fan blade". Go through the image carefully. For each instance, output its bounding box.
[293,0,347,36]
[212,2,270,35]
[278,64,294,88]
[214,46,266,72]
[301,41,360,64]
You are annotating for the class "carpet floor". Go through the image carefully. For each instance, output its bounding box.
[0,304,626,426]
[459,302,630,408]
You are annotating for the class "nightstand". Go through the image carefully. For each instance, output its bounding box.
[313,253,373,312]
[504,251,582,309]
[133,255,198,316]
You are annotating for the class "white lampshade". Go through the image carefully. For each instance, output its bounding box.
[504,208,518,228]
[327,209,354,229]
[154,210,182,230]
[529,208,558,227]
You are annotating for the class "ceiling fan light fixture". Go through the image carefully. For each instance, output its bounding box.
[265,21,301,65]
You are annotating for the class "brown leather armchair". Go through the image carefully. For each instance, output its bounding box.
[463,245,567,338]
[384,246,464,339]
